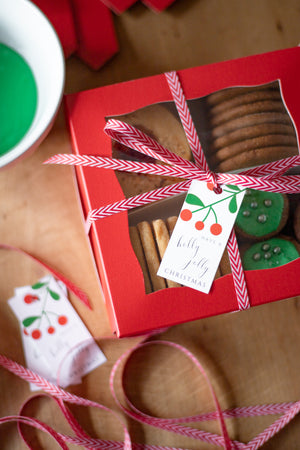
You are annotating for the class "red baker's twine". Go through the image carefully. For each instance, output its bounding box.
[0,243,91,309]
[163,71,249,310]
[1,243,299,447]
[0,235,298,448]
[164,71,219,191]
[0,335,300,449]
[0,354,132,449]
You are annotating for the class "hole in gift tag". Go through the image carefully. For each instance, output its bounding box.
[214,185,223,194]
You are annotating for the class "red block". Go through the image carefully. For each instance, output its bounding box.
[142,0,177,12]
[31,0,77,58]
[100,0,138,14]
[72,0,119,69]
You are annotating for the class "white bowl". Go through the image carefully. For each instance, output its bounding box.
[0,0,65,168]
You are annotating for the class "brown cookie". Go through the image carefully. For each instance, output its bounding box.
[211,112,293,140]
[209,100,286,127]
[214,267,221,279]
[219,249,231,276]
[241,235,300,271]
[234,189,289,241]
[212,123,296,150]
[209,134,298,168]
[294,201,300,242]
[206,82,279,106]
[209,89,282,116]
[215,145,298,172]
[166,216,178,235]
[152,219,181,288]
[137,221,167,291]
[111,104,192,198]
[129,226,152,294]
[132,215,224,288]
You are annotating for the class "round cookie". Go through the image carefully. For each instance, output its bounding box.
[111,104,192,198]
[215,145,298,172]
[242,237,300,270]
[114,104,192,161]
[211,112,293,140]
[209,134,298,168]
[206,82,279,106]
[207,83,298,173]
[212,123,296,151]
[209,100,286,127]
[235,189,289,240]
[209,89,282,116]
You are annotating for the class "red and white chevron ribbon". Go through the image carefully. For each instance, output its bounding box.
[44,71,300,313]
[226,230,250,310]
[1,336,300,449]
[0,243,91,309]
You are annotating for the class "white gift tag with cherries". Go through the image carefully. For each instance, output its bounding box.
[158,180,245,293]
[8,276,106,389]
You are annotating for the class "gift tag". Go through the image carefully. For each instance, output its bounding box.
[9,276,106,388]
[158,180,246,293]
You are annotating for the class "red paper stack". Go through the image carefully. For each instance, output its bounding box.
[32,0,178,70]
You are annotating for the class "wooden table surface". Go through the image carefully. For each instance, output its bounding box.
[1,0,300,448]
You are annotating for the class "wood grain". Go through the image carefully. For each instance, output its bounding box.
[0,0,300,448]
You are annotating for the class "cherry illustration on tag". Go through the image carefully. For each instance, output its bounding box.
[8,276,106,389]
[158,180,246,293]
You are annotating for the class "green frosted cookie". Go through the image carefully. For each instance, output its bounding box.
[242,237,299,270]
[235,189,289,240]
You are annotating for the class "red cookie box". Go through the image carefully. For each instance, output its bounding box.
[65,46,300,337]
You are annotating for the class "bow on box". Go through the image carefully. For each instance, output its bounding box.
[45,71,300,311]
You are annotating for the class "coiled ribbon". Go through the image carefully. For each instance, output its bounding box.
[0,336,300,449]
[0,245,299,448]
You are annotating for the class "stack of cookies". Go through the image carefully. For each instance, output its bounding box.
[129,216,181,293]
[205,83,298,173]
[129,215,233,293]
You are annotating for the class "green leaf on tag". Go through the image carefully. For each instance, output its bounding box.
[229,195,238,213]
[32,282,46,290]
[47,287,60,300]
[185,193,204,207]
[23,316,40,327]
[227,184,240,192]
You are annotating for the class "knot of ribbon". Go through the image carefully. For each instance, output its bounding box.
[45,70,300,312]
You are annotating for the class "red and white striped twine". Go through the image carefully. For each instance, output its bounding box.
[43,71,300,312]
[0,336,299,449]
[0,243,91,309]
[0,244,299,448]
